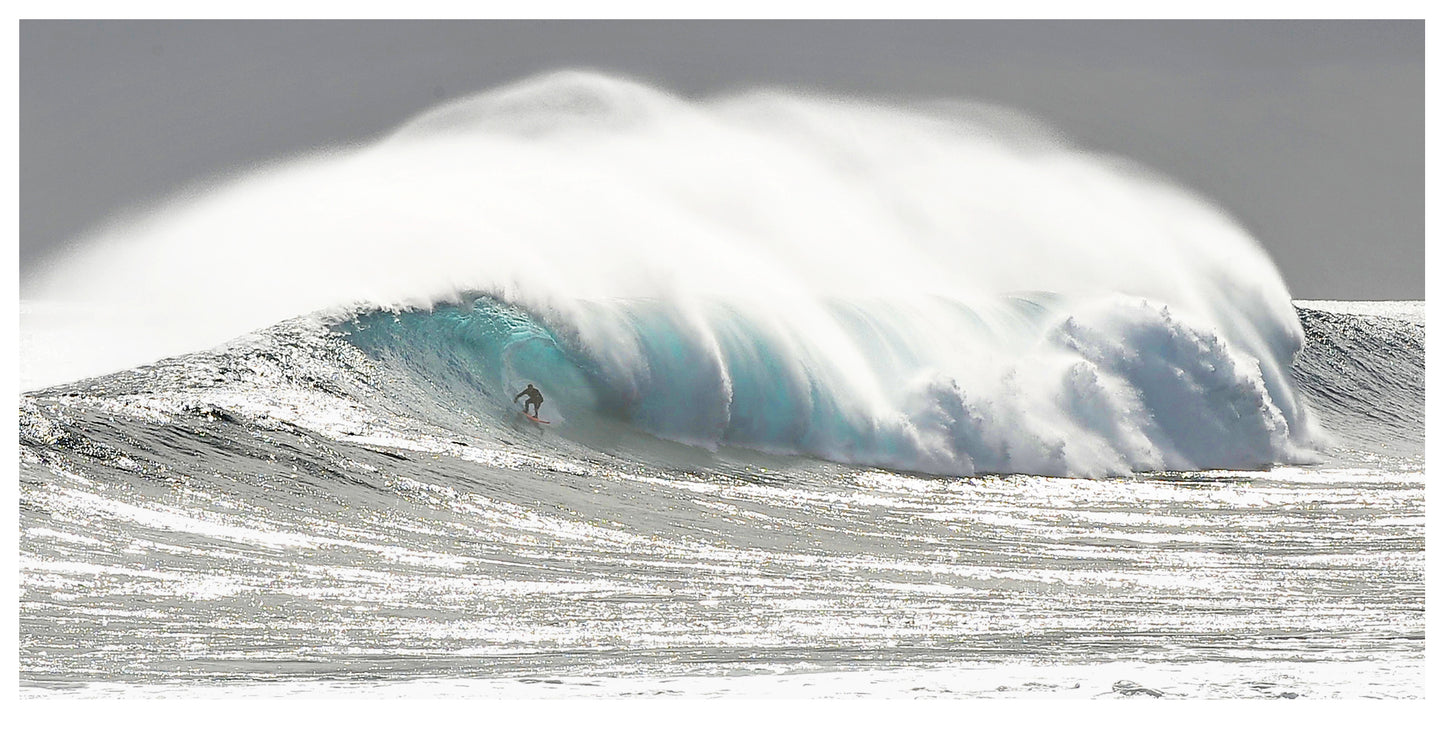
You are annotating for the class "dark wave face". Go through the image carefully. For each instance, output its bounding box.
[1292,306,1424,463]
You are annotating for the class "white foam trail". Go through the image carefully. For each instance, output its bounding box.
[21,71,1315,472]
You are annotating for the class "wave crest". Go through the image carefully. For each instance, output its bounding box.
[342,293,1316,477]
[25,71,1318,474]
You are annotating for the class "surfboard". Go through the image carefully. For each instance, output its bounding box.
[522,413,550,424]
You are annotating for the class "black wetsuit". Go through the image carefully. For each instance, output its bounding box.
[515,386,544,416]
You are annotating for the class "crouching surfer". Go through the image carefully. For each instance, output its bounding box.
[514,383,544,417]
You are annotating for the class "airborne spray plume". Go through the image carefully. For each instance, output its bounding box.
[23,71,1318,476]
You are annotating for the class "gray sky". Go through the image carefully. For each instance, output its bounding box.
[19,20,1423,299]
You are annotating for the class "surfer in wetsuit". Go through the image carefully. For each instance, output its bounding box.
[514,384,544,417]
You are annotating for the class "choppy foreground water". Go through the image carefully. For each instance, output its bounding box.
[18,302,1424,698]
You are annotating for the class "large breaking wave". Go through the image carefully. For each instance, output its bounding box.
[24,71,1321,476]
[340,290,1315,477]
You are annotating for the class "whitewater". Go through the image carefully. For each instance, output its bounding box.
[18,73,1423,698]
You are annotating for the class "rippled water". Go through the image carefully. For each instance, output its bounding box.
[17,304,1424,698]
[20,412,1423,696]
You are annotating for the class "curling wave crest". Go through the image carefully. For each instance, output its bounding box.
[26,71,1319,475]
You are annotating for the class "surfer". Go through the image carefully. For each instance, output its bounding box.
[514,384,544,417]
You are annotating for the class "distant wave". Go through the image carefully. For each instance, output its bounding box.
[1292,304,1424,457]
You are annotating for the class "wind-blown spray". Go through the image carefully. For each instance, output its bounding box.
[24,71,1317,476]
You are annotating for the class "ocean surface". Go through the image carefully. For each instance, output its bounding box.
[16,73,1425,699]
[17,299,1424,699]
